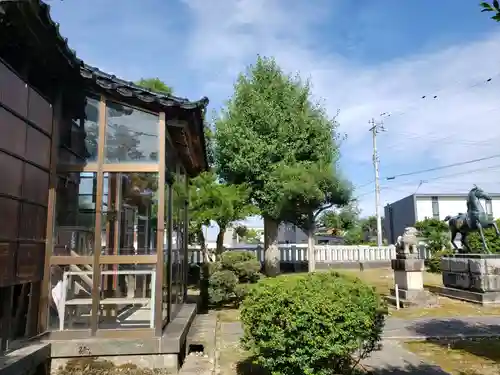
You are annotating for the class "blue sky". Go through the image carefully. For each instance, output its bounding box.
[47,0,500,239]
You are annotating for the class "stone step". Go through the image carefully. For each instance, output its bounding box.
[384,295,414,308]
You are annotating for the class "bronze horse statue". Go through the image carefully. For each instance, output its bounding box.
[444,185,500,253]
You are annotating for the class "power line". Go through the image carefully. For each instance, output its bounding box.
[353,163,500,200]
[384,153,500,181]
[378,72,500,121]
[393,164,500,185]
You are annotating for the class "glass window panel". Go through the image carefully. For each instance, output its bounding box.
[171,164,188,318]
[105,101,159,163]
[83,96,100,163]
[97,264,155,330]
[100,172,158,257]
[163,183,172,323]
[48,264,93,331]
[54,172,99,257]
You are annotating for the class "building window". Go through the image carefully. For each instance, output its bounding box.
[431,196,439,219]
[486,199,493,220]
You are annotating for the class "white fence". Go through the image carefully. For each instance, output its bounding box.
[188,244,432,264]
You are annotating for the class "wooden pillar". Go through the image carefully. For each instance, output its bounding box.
[154,112,166,336]
[38,91,62,333]
[90,95,107,335]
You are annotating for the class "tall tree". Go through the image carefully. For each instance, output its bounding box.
[274,164,352,271]
[215,56,351,275]
[184,171,257,260]
[481,1,500,21]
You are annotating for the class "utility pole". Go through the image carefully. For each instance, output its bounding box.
[369,118,385,247]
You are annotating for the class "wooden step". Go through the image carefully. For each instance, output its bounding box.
[65,297,150,305]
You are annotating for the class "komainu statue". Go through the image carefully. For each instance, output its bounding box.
[396,227,419,256]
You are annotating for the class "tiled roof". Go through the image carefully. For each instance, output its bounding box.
[80,65,209,111]
[1,0,209,112]
[0,0,83,69]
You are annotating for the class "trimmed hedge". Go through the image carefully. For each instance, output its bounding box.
[201,250,263,307]
[240,271,387,375]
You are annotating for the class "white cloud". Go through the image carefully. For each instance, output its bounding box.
[182,0,500,217]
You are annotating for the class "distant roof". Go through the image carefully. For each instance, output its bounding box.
[415,193,500,198]
[386,192,500,206]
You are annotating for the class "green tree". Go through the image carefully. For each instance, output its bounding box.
[185,172,258,260]
[318,204,360,234]
[276,165,352,271]
[343,226,365,245]
[481,1,500,21]
[414,218,450,254]
[234,226,262,244]
[215,56,350,275]
[135,78,173,95]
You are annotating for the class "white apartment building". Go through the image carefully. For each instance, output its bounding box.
[384,193,500,244]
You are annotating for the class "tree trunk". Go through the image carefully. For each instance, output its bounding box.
[307,228,316,272]
[216,226,226,260]
[263,216,280,277]
[307,213,316,272]
[196,229,209,263]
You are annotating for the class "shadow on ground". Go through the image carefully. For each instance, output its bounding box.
[363,362,482,374]
[407,318,500,338]
[233,358,455,375]
[235,357,269,375]
[407,318,500,363]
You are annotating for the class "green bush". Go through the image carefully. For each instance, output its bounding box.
[415,218,450,254]
[234,283,252,305]
[240,271,387,375]
[221,251,262,282]
[202,251,264,307]
[200,262,223,309]
[425,249,453,273]
[208,270,238,305]
[467,218,500,253]
[201,261,222,279]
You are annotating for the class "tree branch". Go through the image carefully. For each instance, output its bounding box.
[314,203,334,219]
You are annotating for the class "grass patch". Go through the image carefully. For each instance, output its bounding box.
[217,308,241,323]
[405,339,500,375]
[219,342,269,375]
[335,268,500,319]
[55,358,171,374]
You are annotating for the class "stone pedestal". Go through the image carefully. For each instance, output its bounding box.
[390,255,427,305]
[433,253,500,304]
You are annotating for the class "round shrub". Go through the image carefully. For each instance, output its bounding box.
[221,250,256,265]
[240,271,387,375]
[201,261,222,279]
[200,262,223,309]
[221,250,261,282]
[208,270,238,305]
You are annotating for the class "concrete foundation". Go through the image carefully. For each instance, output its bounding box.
[47,303,196,374]
[0,343,50,375]
[390,255,428,307]
[441,253,500,292]
[435,254,500,305]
